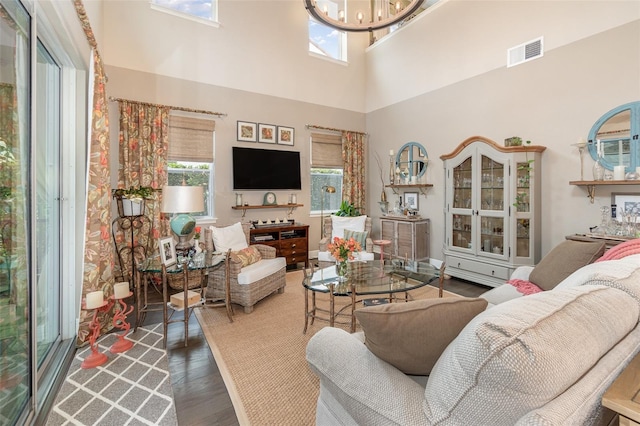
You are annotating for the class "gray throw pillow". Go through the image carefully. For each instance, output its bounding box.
[529,240,605,291]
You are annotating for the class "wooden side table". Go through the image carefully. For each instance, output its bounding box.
[602,351,640,425]
[373,239,392,277]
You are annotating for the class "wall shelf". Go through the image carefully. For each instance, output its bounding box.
[232,203,303,218]
[385,183,433,196]
[569,180,640,203]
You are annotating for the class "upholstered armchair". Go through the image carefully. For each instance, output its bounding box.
[204,222,286,313]
[317,215,374,269]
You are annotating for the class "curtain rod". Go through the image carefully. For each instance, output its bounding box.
[109,96,227,117]
[306,124,367,136]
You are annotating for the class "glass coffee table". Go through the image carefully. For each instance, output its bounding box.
[302,260,440,333]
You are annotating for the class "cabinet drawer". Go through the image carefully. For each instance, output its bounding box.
[286,254,307,265]
[447,255,510,280]
[281,238,307,251]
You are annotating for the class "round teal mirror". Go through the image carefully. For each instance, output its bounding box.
[587,101,640,172]
[395,142,428,178]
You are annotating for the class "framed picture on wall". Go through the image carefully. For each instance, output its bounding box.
[277,126,295,146]
[237,121,257,142]
[258,124,277,143]
[159,236,176,266]
[403,192,419,210]
[612,192,640,223]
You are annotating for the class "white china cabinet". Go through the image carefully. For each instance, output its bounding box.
[441,136,546,287]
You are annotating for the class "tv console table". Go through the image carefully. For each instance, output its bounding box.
[250,223,309,269]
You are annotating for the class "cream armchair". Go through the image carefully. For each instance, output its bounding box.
[317,215,374,268]
[205,222,286,313]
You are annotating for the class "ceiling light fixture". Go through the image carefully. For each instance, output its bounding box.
[303,0,425,33]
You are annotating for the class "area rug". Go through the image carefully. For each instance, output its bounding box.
[47,323,177,425]
[195,270,456,425]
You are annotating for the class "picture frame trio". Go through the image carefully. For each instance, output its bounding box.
[237,121,295,146]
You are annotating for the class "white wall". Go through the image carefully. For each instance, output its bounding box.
[101,0,369,113]
[366,0,640,112]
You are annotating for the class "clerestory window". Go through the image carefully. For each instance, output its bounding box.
[151,0,218,24]
[308,0,347,62]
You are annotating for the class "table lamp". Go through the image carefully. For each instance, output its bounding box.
[320,185,336,240]
[161,185,204,252]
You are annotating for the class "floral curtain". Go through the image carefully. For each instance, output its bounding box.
[76,52,114,345]
[342,131,366,213]
[115,100,169,272]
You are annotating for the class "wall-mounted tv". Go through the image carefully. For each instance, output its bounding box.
[232,146,302,190]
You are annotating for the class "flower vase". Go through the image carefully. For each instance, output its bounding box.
[336,260,348,282]
[193,238,202,254]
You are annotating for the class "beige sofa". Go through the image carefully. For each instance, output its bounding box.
[306,252,640,425]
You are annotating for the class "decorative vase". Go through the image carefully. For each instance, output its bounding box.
[593,155,605,181]
[336,260,348,282]
[193,238,202,254]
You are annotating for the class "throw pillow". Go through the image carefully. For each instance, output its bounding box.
[355,297,488,375]
[555,253,640,289]
[343,229,368,248]
[529,240,605,291]
[330,215,367,240]
[423,286,639,425]
[211,222,248,253]
[231,246,262,268]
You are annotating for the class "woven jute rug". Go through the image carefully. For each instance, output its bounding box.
[195,270,454,426]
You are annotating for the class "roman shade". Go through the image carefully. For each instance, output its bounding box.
[311,132,342,168]
[168,114,215,162]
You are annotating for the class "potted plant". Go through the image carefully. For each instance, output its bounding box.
[112,186,156,217]
[334,200,361,217]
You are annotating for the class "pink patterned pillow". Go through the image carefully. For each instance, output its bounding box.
[231,246,262,267]
[506,279,543,295]
[596,238,640,262]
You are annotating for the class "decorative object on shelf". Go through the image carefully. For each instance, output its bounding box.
[373,151,388,203]
[328,236,362,282]
[235,193,243,206]
[112,186,156,217]
[378,201,389,214]
[277,126,295,146]
[593,140,605,181]
[614,165,626,180]
[159,236,177,267]
[396,142,429,183]
[389,149,395,184]
[263,191,277,205]
[587,101,639,173]
[302,0,425,33]
[237,121,257,142]
[572,138,587,181]
[161,185,204,252]
[320,185,336,239]
[403,192,419,210]
[258,123,276,143]
[505,136,523,147]
[109,283,134,354]
[289,193,297,204]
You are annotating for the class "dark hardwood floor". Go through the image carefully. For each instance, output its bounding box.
[142,268,490,426]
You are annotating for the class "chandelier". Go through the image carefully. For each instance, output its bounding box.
[303,0,426,33]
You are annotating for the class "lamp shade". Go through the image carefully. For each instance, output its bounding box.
[161,185,204,214]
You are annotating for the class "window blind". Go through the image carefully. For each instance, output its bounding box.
[311,132,342,168]
[168,115,215,162]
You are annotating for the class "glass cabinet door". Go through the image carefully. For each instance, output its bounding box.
[479,155,506,256]
[515,160,532,258]
[452,157,473,249]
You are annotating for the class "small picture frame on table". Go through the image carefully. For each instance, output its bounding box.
[237,121,257,142]
[403,192,419,210]
[612,192,640,223]
[159,236,176,266]
[277,126,295,145]
[258,124,277,143]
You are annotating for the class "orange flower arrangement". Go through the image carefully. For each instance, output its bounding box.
[194,226,201,240]
[327,236,362,262]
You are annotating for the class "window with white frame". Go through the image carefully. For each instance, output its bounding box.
[308,0,347,62]
[310,132,343,213]
[167,113,215,218]
[151,0,218,24]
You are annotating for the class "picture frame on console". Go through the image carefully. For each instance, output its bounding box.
[612,192,640,223]
[404,192,419,210]
[159,236,176,266]
[237,121,257,142]
[277,126,294,146]
[258,124,276,143]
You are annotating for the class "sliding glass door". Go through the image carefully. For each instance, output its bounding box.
[0,0,32,423]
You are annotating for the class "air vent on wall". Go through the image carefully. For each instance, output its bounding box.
[507,37,543,67]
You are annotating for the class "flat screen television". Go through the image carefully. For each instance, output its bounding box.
[232,147,302,190]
